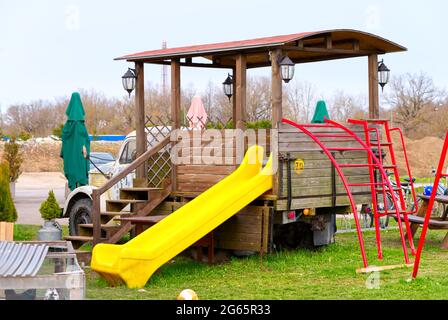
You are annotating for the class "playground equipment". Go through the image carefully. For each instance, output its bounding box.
[60,29,421,286]
[282,118,418,272]
[91,146,272,288]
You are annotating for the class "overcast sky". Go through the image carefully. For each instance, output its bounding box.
[0,0,447,110]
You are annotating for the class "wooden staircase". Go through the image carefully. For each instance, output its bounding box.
[65,183,171,249]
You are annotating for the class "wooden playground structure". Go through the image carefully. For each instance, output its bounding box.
[65,29,446,276]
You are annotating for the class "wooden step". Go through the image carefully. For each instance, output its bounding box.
[106,199,147,213]
[65,235,94,241]
[64,235,95,249]
[120,187,163,192]
[101,211,133,216]
[100,211,134,224]
[106,199,147,204]
[78,223,121,229]
[119,187,163,200]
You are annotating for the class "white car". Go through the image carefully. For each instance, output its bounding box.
[62,127,170,236]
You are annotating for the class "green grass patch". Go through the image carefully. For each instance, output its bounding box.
[13,223,69,241]
[85,229,448,300]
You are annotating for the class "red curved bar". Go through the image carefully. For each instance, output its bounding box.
[282,118,369,267]
[328,119,411,264]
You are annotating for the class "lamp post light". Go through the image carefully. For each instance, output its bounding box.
[122,68,136,97]
[222,73,233,101]
[279,55,295,83]
[378,59,390,92]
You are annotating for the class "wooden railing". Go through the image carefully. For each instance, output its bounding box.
[92,135,172,244]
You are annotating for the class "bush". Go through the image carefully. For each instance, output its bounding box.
[52,124,64,138]
[39,190,61,221]
[18,131,31,141]
[2,137,23,182]
[246,120,272,129]
[0,161,17,222]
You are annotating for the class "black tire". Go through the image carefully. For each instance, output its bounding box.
[68,198,92,236]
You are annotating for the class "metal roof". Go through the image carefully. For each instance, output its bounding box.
[0,242,49,277]
[115,29,407,65]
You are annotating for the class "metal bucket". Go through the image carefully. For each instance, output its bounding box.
[38,221,62,241]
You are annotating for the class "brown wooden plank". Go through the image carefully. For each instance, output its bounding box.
[282,166,370,178]
[276,194,372,210]
[216,240,263,252]
[177,165,236,175]
[278,151,368,160]
[217,232,262,242]
[177,175,227,184]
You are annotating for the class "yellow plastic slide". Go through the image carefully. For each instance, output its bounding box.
[91,145,273,288]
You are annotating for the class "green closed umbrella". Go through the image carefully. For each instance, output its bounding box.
[311,100,330,123]
[60,92,91,191]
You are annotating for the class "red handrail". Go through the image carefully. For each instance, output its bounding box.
[413,131,448,278]
[327,119,411,264]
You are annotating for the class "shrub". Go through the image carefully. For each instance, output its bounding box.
[2,137,23,182]
[39,190,61,221]
[52,124,64,138]
[0,161,17,222]
[246,120,272,129]
[18,131,31,141]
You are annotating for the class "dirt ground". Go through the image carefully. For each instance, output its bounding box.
[391,134,447,177]
[0,141,121,172]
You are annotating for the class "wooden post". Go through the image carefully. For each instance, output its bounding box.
[271,49,283,196]
[135,61,146,179]
[171,59,181,191]
[92,190,101,245]
[368,54,379,119]
[271,49,283,129]
[235,54,247,130]
[232,67,237,129]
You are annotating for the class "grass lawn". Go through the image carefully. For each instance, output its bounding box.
[14,224,448,300]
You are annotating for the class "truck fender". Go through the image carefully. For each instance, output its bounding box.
[62,186,95,218]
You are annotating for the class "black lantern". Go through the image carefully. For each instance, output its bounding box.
[279,55,295,83]
[222,73,233,101]
[122,68,136,97]
[378,59,390,92]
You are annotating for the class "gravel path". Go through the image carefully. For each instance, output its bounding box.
[14,172,69,226]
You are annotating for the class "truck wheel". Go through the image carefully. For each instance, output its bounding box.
[68,198,92,236]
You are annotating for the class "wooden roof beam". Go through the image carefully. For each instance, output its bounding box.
[148,60,234,69]
[281,45,379,56]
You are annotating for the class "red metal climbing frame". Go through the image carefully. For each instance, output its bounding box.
[413,131,448,278]
[282,118,416,270]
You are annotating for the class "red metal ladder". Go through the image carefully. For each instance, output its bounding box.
[349,119,418,258]
[282,118,413,271]
[413,131,448,278]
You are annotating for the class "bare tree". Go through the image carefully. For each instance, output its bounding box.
[386,72,439,135]
[246,76,271,121]
[328,91,367,121]
[286,81,317,122]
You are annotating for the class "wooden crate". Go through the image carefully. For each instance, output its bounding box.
[214,205,271,253]
[0,222,14,241]
[276,123,380,210]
